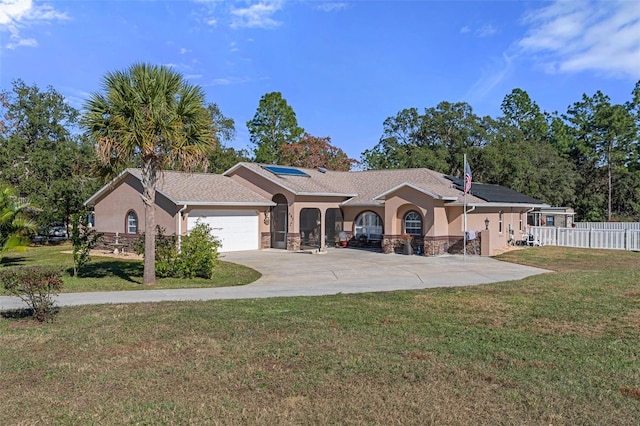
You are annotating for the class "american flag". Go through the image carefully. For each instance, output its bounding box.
[464,160,472,194]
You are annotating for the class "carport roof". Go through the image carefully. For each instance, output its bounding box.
[85,168,275,207]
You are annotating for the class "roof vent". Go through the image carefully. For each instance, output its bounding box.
[317,167,327,173]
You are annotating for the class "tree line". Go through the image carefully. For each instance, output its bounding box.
[362,85,640,222]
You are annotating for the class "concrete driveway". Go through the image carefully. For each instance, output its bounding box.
[0,249,549,311]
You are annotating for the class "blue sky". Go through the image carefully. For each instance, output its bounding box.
[1,0,639,161]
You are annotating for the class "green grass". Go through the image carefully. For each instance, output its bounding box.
[0,244,261,292]
[1,246,639,424]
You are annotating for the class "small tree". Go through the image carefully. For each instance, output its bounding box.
[70,212,103,277]
[0,186,37,261]
[0,266,64,322]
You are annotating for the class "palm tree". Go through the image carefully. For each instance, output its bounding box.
[82,63,214,285]
[0,187,37,261]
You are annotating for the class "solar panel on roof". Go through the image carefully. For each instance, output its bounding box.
[444,175,542,204]
[262,165,309,177]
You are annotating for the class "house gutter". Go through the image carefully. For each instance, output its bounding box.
[177,204,188,252]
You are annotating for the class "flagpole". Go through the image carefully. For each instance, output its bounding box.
[463,154,467,261]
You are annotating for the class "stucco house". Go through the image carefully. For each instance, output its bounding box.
[85,163,547,256]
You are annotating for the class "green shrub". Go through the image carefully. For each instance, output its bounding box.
[0,266,64,322]
[177,221,220,279]
[133,223,220,279]
[70,212,103,277]
[133,226,179,278]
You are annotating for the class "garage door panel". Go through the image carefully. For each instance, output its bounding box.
[187,210,258,252]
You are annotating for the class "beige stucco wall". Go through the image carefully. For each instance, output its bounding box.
[228,169,296,236]
[93,174,178,236]
[455,206,532,255]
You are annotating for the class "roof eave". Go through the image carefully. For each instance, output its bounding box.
[176,201,276,207]
[297,192,358,197]
[372,182,456,201]
[339,201,385,207]
[448,202,549,208]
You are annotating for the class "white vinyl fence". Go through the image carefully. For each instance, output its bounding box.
[529,226,640,251]
[574,222,640,231]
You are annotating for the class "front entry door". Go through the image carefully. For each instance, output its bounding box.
[271,203,287,249]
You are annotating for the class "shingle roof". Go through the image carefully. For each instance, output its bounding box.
[85,168,275,207]
[126,169,274,205]
[226,163,490,205]
[86,163,545,208]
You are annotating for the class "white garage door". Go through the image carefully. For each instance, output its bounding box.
[187,210,259,252]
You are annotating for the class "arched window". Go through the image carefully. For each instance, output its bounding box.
[354,211,383,240]
[126,211,138,234]
[404,211,422,236]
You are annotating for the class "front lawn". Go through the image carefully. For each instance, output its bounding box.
[1,247,639,424]
[0,244,261,292]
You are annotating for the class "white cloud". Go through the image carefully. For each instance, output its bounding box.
[0,0,32,25]
[466,53,514,101]
[518,0,640,79]
[0,0,68,49]
[6,36,35,49]
[179,47,190,55]
[230,1,283,29]
[210,76,249,86]
[459,23,498,37]
[315,2,349,13]
[476,24,497,38]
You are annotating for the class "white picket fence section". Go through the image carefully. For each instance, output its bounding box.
[574,222,640,231]
[529,226,640,251]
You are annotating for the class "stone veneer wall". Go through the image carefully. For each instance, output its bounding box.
[382,235,424,254]
[287,233,301,251]
[382,235,483,256]
[97,232,140,252]
[423,235,481,256]
[260,232,271,249]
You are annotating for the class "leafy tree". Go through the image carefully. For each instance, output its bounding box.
[361,107,444,171]
[361,102,486,176]
[204,103,251,173]
[280,133,355,171]
[500,88,549,141]
[246,92,304,164]
[564,91,637,220]
[70,212,103,277]
[208,146,251,173]
[481,120,577,207]
[82,63,215,285]
[0,186,37,261]
[479,90,578,207]
[207,103,236,144]
[421,101,487,176]
[0,80,98,228]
